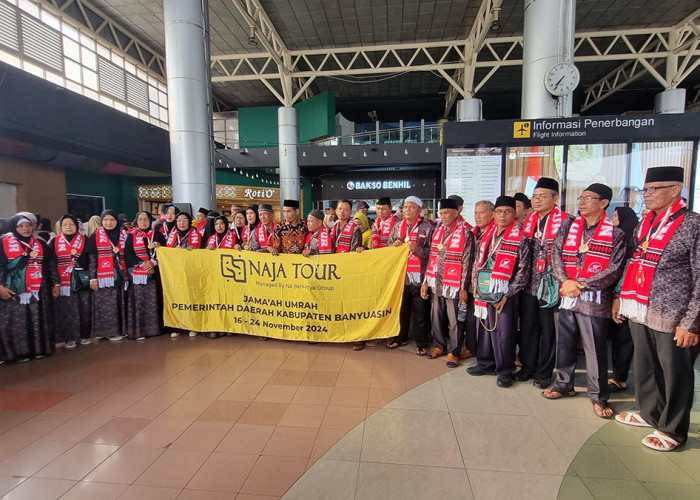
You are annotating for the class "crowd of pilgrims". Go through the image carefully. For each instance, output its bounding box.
[1,166,698,452]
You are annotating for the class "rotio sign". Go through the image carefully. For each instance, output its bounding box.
[157,246,409,341]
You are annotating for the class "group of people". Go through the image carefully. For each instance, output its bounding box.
[1,165,697,453]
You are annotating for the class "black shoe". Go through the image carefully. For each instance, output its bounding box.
[467,364,496,376]
[497,374,513,388]
[533,379,551,390]
[512,370,532,382]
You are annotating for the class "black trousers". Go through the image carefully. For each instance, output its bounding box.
[554,309,609,404]
[518,293,557,383]
[608,318,633,383]
[431,294,463,356]
[630,322,700,443]
[475,297,518,376]
[395,285,430,348]
[463,295,477,353]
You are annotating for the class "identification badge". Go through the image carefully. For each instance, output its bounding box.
[437,243,444,250]
[404,236,410,243]
[70,248,77,255]
[29,251,38,257]
[112,246,119,253]
[578,243,589,253]
[536,258,546,272]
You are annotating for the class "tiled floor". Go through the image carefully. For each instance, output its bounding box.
[0,335,697,499]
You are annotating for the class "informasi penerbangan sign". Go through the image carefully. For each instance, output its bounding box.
[157,245,409,342]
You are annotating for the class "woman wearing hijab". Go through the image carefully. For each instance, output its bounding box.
[231,209,247,244]
[353,212,372,249]
[0,214,57,363]
[242,205,259,250]
[154,203,179,242]
[165,212,202,250]
[609,206,639,393]
[85,215,102,237]
[207,215,237,250]
[86,209,128,342]
[49,215,92,348]
[124,211,166,341]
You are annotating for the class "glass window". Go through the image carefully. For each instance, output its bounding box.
[40,10,61,31]
[158,90,168,107]
[125,60,136,75]
[63,37,80,62]
[18,0,39,17]
[96,42,110,59]
[83,68,98,90]
[505,145,564,197]
[61,23,79,42]
[45,71,64,86]
[0,50,21,68]
[65,80,82,94]
[565,143,629,215]
[81,47,96,70]
[64,57,81,83]
[22,60,43,78]
[79,33,95,50]
[113,102,126,113]
[110,52,123,67]
[84,88,99,101]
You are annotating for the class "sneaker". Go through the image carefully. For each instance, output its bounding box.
[108,335,124,342]
[171,332,180,338]
[512,370,532,382]
[64,341,77,349]
[496,374,513,388]
[467,364,496,376]
[136,337,146,341]
[79,338,92,345]
[188,331,198,338]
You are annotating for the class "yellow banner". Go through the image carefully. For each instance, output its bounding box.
[157,245,409,342]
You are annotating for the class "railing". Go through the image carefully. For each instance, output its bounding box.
[309,125,442,147]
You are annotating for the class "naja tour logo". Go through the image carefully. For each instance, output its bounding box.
[347,181,355,190]
[221,255,247,282]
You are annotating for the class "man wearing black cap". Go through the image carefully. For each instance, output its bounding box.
[513,193,532,228]
[615,166,700,451]
[195,207,209,240]
[331,200,364,254]
[468,196,531,387]
[421,198,475,367]
[273,200,308,254]
[302,210,332,256]
[514,178,571,389]
[371,197,397,249]
[249,204,278,254]
[545,183,626,419]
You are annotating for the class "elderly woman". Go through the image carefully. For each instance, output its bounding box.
[49,215,92,348]
[154,203,179,241]
[124,211,166,341]
[231,209,247,243]
[207,215,237,250]
[241,205,259,250]
[85,215,102,237]
[0,214,57,363]
[86,209,128,342]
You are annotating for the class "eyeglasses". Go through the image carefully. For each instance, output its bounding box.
[493,209,514,215]
[578,195,601,202]
[531,194,553,201]
[641,184,677,195]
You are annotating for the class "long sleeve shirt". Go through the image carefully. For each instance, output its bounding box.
[425,224,475,298]
[551,218,626,318]
[387,218,434,286]
[472,228,532,298]
[524,212,574,297]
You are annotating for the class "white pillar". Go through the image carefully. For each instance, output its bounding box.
[456,98,482,121]
[278,106,300,205]
[163,0,215,211]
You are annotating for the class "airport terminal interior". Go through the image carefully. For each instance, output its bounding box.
[1,0,700,499]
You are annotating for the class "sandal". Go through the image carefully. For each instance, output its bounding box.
[352,342,365,351]
[386,342,400,349]
[541,387,576,400]
[615,411,652,428]
[642,430,680,452]
[458,349,473,359]
[426,347,444,359]
[446,353,459,368]
[593,402,614,419]
[416,347,428,356]
[608,379,627,393]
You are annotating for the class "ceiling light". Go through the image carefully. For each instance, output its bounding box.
[248,25,257,45]
[383,151,387,157]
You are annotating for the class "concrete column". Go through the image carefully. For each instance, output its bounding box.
[278,106,300,206]
[456,98,482,121]
[521,0,576,119]
[163,0,215,211]
[655,89,686,114]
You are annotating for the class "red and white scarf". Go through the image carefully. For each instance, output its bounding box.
[166,228,201,249]
[474,222,523,318]
[55,233,85,296]
[159,221,175,240]
[371,215,396,249]
[3,234,43,304]
[95,227,128,289]
[619,198,686,322]
[425,222,468,298]
[304,227,332,254]
[559,215,615,309]
[207,230,237,249]
[255,223,276,250]
[131,228,156,285]
[331,220,358,253]
[197,221,207,238]
[399,217,424,284]
[522,206,566,271]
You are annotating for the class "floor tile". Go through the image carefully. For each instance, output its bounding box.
[116,484,181,500]
[216,424,275,455]
[80,363,153,378]
[468,470,561,500]
[0,475,25,497]
[322,423,363,461]
[441,372,531,415]
[217,382,266,402]
[538,416,607,461]
[0,390,74,412]
[0,412,36,435]
[81,417,152,446]
[290,387,332,405]
[253,385,299,404]
[35,442,118,480]
[367,388,403,408]
[277,404,327,428]
[84,446,164,484]
[384,378,448,411]
[0,477,75,499]
[240,456,308,497]
[300,371,339,387]
[43,392,109,415]
[60,480,128,500]
[666,445,700,484]
[354,462,472,500]
[158,399,211,422]
[267,370,307,386]
[328,387,369,407]
[196,400,249,424]
[123,419,190,449]
[237,402,290,426]
[608,445,697,485]
[568,444,634,480]
[262,427,318,458]
[642,481,700,498]
[558,476,595,499]
[579,477,655,500]
[592,420,651,447]
[236,493,281,500]
[134,448,209,488]
[181,381,230,401]
[178,490,236,500]
[310,429,346,460]
[320,406,366,432]
[362,409,463,467]
[185,452,258,493]
[334,371,372,389]
[0,439,73,476]
[283,459,358,500]
[169,421,231,452]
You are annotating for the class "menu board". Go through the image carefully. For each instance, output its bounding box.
[445,147,502,225]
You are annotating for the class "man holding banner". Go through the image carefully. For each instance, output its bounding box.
[371,197,397,249]
[302,210,332,256]
[250,204,278,255]
[273,200,308,255]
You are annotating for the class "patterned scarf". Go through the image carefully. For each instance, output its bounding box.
[425,222,467,298]
[131,228,155,285]
[559,215,615,309]
[304,227,332,254]
[55,233,85,296]
[331,219,358,253]
[95,227,127,289]
[166,228,201,248]
[619,198,686,322]
[208,230,237,249]
[522,206,566,271]
[255,223,276,250]
[159,221,176,240]
[371,215,396,249]
[399,217,424,284]
[3,234,43,304]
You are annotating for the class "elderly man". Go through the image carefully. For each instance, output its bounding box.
[386,196,433,354]
[544,183,626,419]
[249,204,278,254]
[513,178,571,389]
[421,198,475,368]
[302,210,332,256]
[195,207,209,239]
[513,193,532,227]
[468,196,531,388]
[615,166,700,451]
[355,200,370,215]
[371,197,397,249]
[331,200,364,254]
[473,200,495,242]
[273,200,308,254]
